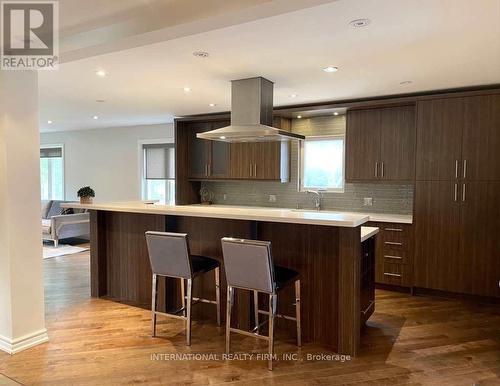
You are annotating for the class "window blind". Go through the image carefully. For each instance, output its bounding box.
[40,147,62,158]
[144,144,175,180]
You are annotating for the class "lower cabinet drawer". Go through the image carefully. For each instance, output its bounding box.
[381,262,412,287]
[383,249,411,265]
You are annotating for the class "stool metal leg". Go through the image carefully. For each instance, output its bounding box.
[268,293,277,371]
[225,286,234,354]
[180,278,186,317]
[295,279,302,347]
[253,290,259,333]
[186,278,193,346]
[215,267,221,326]
[151,274,158,337]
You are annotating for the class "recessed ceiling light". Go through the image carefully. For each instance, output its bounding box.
[47,120,53,124]
[290,94,298,98]
[209,103,217,107]
[93,115,99,120]
[183,87,192,92]
[349,18,371,28]
[297,115,302,119]
[193,51,209,58]
[96,70,107,77]
[323,66,338,73]
[219,136,226,140]
[333,112,339,116]
[400,80,413,85]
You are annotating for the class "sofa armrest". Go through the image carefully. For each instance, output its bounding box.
[51,213,90,239]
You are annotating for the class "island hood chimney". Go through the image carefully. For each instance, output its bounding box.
[196,77,305,142]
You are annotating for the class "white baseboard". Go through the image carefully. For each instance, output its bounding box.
[0,329,49,355]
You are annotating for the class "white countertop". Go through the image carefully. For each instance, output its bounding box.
[360,226,379,242]
[63,201,370,228]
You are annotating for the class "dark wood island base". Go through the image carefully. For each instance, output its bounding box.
[90,210,373,355]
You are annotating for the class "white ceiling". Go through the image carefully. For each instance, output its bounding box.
[39,0,500,132]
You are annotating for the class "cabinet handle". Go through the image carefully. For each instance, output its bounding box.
[381,162,385,178]
[205,164,208,176]
[361,300,375,315]
[208,163,211,176]
[384,272,402,278]
[375,162,378,178]
[384,241,403,246]
[385,255,403,260]
[249,164,253,177]
[462,183,466,202]
[454,183,458,202]
[254,164,257,177]
[384,228,403,232]
[455,160,459,179]
[463,159,467,179]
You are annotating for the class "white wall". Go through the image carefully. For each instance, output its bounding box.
[40,124,174,201]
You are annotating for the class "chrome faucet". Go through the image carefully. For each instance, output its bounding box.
[306,190,324,211]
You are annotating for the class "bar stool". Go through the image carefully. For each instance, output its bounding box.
[221,237,301,370]
[145,231,221,345]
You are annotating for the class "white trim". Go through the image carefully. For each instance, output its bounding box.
[298,134,345,193]
[0,329,49,355]
[40,143,65,200]
[137,138,175,202]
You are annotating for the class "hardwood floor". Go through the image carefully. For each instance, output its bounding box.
[1,249,499,385]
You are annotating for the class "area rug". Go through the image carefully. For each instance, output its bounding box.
[42,244,89,259]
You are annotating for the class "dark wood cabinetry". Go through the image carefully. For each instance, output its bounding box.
[415,94,500,298]
[188,120,231,179]
[229,116,290,181]
[368,222,414,288]
[346,105,415,182]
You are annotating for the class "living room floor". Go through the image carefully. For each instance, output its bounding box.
[0,250,499,386]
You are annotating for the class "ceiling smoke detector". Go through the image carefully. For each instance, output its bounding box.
[193,51,209,58]
[349,19,371,28]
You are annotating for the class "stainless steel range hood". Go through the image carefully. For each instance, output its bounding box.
[197,77,305,142]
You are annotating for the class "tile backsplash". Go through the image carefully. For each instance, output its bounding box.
[201,115,414,215]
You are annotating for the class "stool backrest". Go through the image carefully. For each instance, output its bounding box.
[221,237,275,294]
[145,231,192,279]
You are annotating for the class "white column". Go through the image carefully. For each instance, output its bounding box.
[0,70,48,354]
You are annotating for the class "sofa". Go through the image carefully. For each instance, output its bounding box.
[41,200,90,247]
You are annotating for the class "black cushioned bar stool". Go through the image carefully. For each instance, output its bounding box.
[221,237,301,370]
[145,231,221,345]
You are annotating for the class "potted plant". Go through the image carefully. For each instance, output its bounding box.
[77,186,95,204]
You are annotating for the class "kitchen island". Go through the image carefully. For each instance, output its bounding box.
[64,202,378,355]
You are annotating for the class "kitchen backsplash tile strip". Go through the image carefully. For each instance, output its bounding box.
[201,115,414,214]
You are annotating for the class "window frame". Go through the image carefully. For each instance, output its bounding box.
[138,139,175,204]
[298,134,345,193]
[40,143,65,200]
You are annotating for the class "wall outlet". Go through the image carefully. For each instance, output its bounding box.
[269,194,277,203]
[363,197,373,206]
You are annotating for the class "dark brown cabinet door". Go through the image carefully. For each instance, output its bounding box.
[229,143,253,179]
[414,181,462,292]
[346,109,381,181]
[254,142,280,180]
[462,94,500,181]
[209,121,230,178]
[416,98,464,181]
[458,181,500,297]
[188,123,211,179]
[380,105,416,181]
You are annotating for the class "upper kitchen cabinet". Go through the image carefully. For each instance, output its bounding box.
[462,94,500,181]
[346,105,416,182]
[417,94,500,181]
[229,116,290,182]
[188,120,231,179]
[416,98,465,181]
